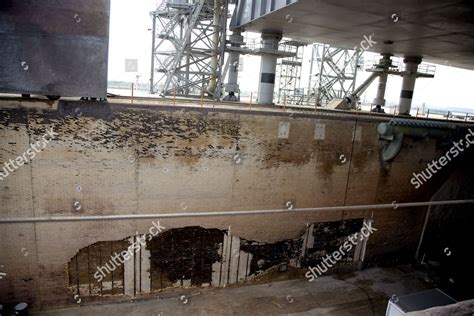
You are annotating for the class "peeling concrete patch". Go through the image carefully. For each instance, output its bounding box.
[69,220,368,297]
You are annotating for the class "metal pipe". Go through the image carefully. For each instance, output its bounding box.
[343,72,379,108]
[353,72,379,96]
[0,200,472,224]
[373,72,388,107]
[415,203,432,260]
[149,12,157,94]
[372,54,392,107]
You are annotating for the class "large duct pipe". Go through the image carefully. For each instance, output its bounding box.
[257,33,282,105]
[377,118,459,161]
[398,56,422,115]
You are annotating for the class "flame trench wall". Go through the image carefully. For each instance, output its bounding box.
[0,100,460,306]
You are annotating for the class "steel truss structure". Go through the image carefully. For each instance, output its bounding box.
[150,0,228,97]
[306,44,361,106]
[275,41,305,105]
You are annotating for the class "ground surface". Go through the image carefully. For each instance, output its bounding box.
[34,265,431,316]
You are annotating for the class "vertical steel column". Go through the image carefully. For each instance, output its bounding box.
[257,33,282,105]
[372,54,392,107]
[225,29,243,100]
[398,56,422,115]
[215,0,229,100]
[208,0,222,95]
[149,12,157,94]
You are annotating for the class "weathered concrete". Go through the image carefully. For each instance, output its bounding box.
[0,98,471,308]
[32,265,431,315]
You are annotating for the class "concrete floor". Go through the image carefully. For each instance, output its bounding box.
[34,265,431,316]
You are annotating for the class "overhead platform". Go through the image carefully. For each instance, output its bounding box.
[230,0,474,70]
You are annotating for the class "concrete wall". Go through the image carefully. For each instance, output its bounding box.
[0,99,465,308]
[416,159,474,301]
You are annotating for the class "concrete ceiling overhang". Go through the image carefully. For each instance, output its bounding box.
[230,0,474,70]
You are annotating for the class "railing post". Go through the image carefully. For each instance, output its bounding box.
[173,87,176,106]
[200,89,204,108]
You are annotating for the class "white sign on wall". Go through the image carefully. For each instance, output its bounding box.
[314,123,326,140]
[278,122,290,139]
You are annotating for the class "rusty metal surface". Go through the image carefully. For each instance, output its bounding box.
[0,0,110,98]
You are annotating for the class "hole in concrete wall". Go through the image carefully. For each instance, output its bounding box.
[239,239,302,276]
[68,240,128,296]
[301,219,365,274]
[68,220,369,297]
[148,227,224,290]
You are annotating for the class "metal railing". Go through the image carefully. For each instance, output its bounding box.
[366,56,436,76]
[230,36,301,54]
[1,200,473,224]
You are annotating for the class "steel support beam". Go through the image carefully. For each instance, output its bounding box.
[257,33,282,105]
[372,54,393,108]
[398,56,422,115]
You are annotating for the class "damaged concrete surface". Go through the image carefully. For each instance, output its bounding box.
[1,98,472,307]
[66,220,368,297]
[34,265,432,316]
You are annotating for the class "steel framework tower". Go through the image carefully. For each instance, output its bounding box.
[149,0,228,97]
[306,44,360,107]
[275,41,305,105]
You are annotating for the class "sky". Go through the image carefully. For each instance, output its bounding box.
[108,0,474,112]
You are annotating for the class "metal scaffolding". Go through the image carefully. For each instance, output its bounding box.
[306,44,361,107]
[149,0,228,97]
[275,41,305,105]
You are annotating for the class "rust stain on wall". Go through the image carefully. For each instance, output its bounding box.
[262,140,313,169]
[351,146,376,171]
[316,143,346,178]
